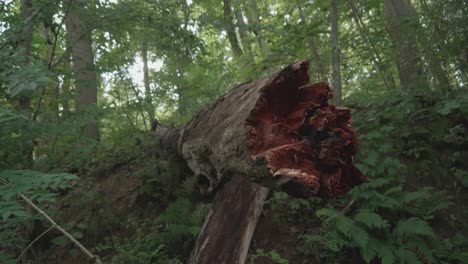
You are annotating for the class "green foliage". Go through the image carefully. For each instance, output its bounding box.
[0,169,77,261]
[1,0,467,263]
[95,198,210,263]
[269,191,320,224]
[297,90,468,263]
[250,249,289,264]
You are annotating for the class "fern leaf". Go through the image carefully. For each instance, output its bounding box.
[396,248,422,264]
[336,218,369,249]
[354,210,389,229]
[394,217,435,238]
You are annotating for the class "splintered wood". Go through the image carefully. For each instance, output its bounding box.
[245,81,367,197]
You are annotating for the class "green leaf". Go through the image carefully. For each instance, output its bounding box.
[394,218,435,238]
[354,210,389,229]
[336,218,369,249]
[396,248,422,264]
[52,235,70,246]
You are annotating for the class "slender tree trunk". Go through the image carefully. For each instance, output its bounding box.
[415,0,452,90]
[19,0,33,117]
[224,0,243,57]
[42,21,60,121]
[384,0,428,91]
[61,47,71,116]
[233,1,254,62]
[141,40,155,126]
[65,0,99,140]
[425,48,452,90]
[297,1,326,82]
[330,0,342,105]
[348,0,395,89]
[19,0,33,168]
[246,0,269,58]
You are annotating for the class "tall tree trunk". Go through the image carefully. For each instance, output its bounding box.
[425,48,452,90]
[61,46,71,116]
[384,0,428,91]
[19,0,33,116]
[19,0,33,167]
[224,0,243,57]
[330,0,342,105]
[245,0,269,58]
[348,0,395,89]
[416,0,452,90]
[65,0,99,140]
[233,1,254,62]
[297,1,326,82]
[141,40,155,126]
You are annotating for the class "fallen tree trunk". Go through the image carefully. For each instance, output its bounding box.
[156,59,367,264]
[171,59,366,196]
[187,175,268,264]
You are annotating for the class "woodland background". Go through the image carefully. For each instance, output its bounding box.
[0,0,468,263]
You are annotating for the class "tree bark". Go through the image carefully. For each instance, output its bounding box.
[330,0,342,105]
[224,0,243,57]
[159,60,367,198]
[65,0,99,140]
[187,175,268,264]
[245,0,269,58]
[233,1,254,62]
[61,42,71,116]
[141,40,155,126]
[19,0,33,117]
[19,0,33,168]
[168,60,366,263]
[384,0,428,91]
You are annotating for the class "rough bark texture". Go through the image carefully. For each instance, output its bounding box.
[330,0,342,105]
[174,60,366,264]
[178,60,366,197]
[65,0,99,139]
[187,175,268,264]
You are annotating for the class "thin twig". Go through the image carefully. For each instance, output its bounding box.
[1,179,102,264]
[17,193,103,263]
[17,224,55,261]
[32,0,73,122]
[340,199,356,215]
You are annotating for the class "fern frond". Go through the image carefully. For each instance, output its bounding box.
[394,217,435,238]
[354,210,389,229]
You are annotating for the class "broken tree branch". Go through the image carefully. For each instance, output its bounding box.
[1,179,102,264]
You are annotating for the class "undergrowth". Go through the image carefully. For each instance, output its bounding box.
[293,90,468,263]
